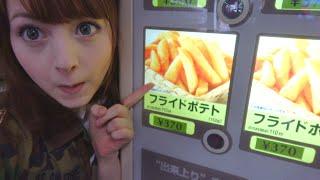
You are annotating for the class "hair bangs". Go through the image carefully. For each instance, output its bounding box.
[20,0,113,23]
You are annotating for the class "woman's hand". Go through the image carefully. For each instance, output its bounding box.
[88,83,154,160]
[89,103,132,159]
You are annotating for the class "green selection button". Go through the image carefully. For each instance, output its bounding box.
[250,136,316,164]
[149,113,195,135]
[275,0,320,11]
[152,0,207,8]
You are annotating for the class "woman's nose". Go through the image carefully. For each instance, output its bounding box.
[52,32,79,73]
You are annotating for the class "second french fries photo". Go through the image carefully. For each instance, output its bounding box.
[252,36,320,120]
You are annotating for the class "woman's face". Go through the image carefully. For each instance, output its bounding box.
[7,0,113,108]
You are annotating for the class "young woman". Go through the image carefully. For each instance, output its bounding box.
[0,0,152,179]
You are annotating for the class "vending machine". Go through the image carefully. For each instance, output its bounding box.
[119,0,320,179]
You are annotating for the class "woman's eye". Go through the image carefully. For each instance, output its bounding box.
[19,26,43,41]
[76,22,100,36]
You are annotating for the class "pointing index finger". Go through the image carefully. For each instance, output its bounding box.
[121,83,154,108]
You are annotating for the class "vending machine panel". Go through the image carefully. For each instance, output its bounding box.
[122,0,320,179]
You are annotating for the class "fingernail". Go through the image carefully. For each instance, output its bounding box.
[91,105,107,117]
[91,105,100,115]
[98,106,107,116]
[147,82,155,89]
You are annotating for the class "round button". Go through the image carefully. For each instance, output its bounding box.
[207,133,225,149]
[217,0,251,25]
[202,129,230,154]
[222,0,245,19]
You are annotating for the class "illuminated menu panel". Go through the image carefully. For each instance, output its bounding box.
[144,28,237,126]
[242,35,320,166]
[152,0,207,8]
[275,0,320,11]
[245,36,320,147]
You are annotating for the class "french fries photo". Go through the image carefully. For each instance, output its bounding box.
[253,36,320,118]
[144,30,236,103]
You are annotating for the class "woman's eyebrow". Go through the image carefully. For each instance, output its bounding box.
[10,12,35,21]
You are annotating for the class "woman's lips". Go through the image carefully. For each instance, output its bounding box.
[58,82,84,94]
